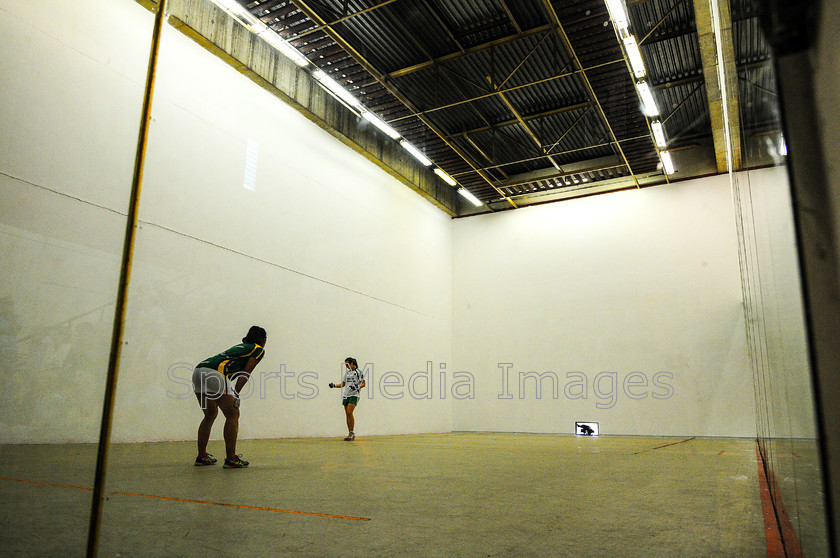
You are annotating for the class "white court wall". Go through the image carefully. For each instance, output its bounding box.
[0,0,151,442]
[0,0,812,445]
[0,0,453,443]
[451,175,757,437]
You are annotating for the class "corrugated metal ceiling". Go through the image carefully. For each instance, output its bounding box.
[242,0,779,209]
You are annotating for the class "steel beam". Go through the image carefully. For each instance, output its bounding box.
[388,24,552,78]
[540,0,638,187]
[693,0,741,171]
[387,59,623,123]
[450,102,590,137]
[290,0,514,206]
[280,0,398,40]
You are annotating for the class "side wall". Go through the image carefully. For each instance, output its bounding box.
[452,174,756,437]
[0,0,453,443]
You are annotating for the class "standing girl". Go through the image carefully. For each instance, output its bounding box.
[329,357,365,441]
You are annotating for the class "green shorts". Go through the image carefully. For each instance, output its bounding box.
[342,396,359,406]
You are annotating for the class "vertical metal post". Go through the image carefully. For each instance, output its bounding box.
[86,0,168,555]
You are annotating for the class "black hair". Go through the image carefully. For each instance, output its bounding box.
[344,357,358,368]
[243,325,267,344]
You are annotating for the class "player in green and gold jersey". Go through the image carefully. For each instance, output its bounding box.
[192,326,266,468]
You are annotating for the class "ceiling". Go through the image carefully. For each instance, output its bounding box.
[235,0,782,211]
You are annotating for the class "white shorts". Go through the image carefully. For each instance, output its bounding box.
[192,367,236,399]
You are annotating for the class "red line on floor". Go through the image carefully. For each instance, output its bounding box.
[0,476,93,491]
[755,442,803,557]
[109,491,371,521]
[1,476,370,521]
[632,437,695,455]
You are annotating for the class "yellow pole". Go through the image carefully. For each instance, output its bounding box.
[86,0,167,555]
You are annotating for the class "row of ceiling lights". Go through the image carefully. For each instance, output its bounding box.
[210,0,674,208]
[209,0,485,206]
[605,0,676,175]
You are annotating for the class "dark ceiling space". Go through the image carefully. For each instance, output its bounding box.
[237,0,781,209]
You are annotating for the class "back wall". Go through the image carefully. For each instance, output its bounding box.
[451,175,756,437]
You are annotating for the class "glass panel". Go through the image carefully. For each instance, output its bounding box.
[729,0,828,553]
[0,0,150,553]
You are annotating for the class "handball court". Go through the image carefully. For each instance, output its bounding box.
[0,0,836,556]
[0,432,827,556]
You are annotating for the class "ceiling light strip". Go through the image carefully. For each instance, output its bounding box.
[635,81,658,117]
[434,168,458,186]
[651,121,667,147]
[458,188,483,206]
[361,111,400,139]
[313,69,364,110]
[292,0,503,206]
[400,140,433,166]
[209,0,484,206]
[543,1,638,188]
[660,151,675,174]
[605,0,676,177]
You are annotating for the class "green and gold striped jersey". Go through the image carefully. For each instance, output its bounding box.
[197,343,265,377]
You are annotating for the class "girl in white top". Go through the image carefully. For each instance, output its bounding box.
[329,357,365,441]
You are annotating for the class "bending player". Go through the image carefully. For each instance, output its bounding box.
[329,357,365,441]
[192,326,266,468]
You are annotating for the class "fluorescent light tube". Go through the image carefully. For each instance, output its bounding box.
[400,140,432,166]
[361,111,400,139]
[212,0,255,24]
[636,81,658,116]
[260,31,309,66]
[651,121,667,147]
[458,188,483,206]
[605,0,630,33]
[314,70,363,110]
[434,168,457,186]
[210,0,308,67]
[660,151,675,174]
[623,36,646,79]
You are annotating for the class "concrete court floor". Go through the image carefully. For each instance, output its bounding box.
[1,433,772,557]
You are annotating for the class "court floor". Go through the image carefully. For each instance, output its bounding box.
[0,433,811,556]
